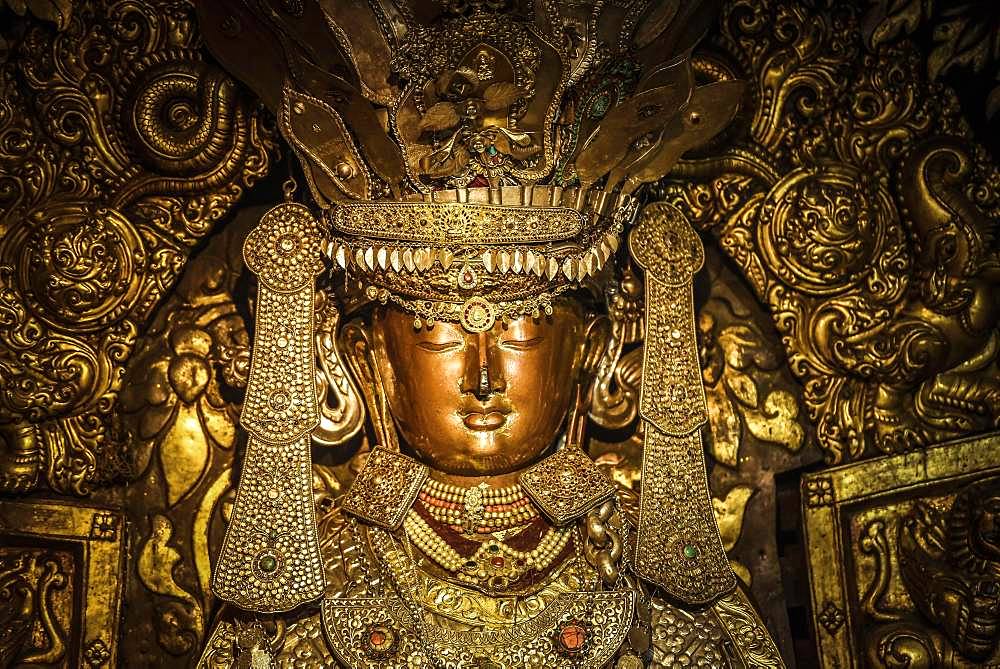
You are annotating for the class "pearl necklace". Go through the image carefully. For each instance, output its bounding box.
[423,477,522,503]
[403,509,571,590]
[421,478,538,534]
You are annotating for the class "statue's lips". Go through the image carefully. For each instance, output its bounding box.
[461,410,509,431]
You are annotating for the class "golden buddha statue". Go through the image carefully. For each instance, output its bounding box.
[193,0,786,666]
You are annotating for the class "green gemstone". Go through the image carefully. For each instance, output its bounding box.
[258,555,278,572]
[683,544,699,559]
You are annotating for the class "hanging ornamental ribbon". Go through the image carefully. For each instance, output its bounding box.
[213,202,327,612]
[628,201,736,604]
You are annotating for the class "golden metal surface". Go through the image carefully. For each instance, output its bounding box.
[802,431,1000,668]
[661,0,1000,465]
[629,201,734,602]
[1,0,998,666]
[358,304,598,479]
[0,0,276,496]
[0,500,126,667]
[214,203,327,611]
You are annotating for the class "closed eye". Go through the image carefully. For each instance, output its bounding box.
[499,337,543,351]
[417,341,463,352]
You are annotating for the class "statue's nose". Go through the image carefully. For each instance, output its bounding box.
[460,333,505,400]
[477,364,490,399]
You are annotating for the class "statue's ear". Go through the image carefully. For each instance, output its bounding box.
[340,314,398,451]
[580,314,611,394]
[340,319,376,401]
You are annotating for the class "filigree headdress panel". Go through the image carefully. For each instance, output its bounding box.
[199,0,744,610]
[199,0,741,328]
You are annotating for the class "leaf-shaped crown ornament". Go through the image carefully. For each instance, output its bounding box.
[199,0,743,328]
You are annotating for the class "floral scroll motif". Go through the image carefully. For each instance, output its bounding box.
[0,0,277,494]
[662,0,1000,463]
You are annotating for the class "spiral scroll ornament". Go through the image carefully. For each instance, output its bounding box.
[14,203,146,333]
[119,49,242,178]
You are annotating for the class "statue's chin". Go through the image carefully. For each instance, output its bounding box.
[408,435,554,477]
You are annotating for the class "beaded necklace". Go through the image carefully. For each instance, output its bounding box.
[403,509,571,591]
[420,477,539,534]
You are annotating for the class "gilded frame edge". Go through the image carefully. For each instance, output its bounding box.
[801,431,1000,668]
[0,500,127,667]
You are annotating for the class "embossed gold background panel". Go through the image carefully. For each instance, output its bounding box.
[1,0,1000,667]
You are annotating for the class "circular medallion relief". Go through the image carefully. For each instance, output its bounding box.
[460,296,497,333]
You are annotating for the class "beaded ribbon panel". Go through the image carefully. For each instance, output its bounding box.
[213,203,327,611]
[628,202,736,603]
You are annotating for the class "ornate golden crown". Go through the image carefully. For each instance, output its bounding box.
[200,0,742,330]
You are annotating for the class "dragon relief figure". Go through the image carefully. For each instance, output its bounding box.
[868,476,1000,668]
[883,141,1000,447]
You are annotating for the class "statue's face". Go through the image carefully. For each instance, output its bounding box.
[367,303,596,476]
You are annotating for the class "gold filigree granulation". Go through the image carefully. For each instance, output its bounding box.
[196,615,337,668]
[386,285,572,330]
[520,446,616,526]
[212,434,325,611]
[636,429,735,602]
[321,591,634,668]
[639,282,709,433]
[629,202,734,602]
[411,554,599,627]
[243,203,325,294]
[629,203,707,433]
[240,286,319,441]
[628,202,706,288]
[341,447,429,529]
[214,203,326,612]
[459,296,499,333]
[332,202,584,244]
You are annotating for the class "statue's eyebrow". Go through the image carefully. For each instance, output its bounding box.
[498,335,544,349]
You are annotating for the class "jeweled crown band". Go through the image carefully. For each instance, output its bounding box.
[332,202,584,244]
[324,196,637,282]
[323,195,638,331]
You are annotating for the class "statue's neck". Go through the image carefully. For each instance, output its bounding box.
[429,468,525,490]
